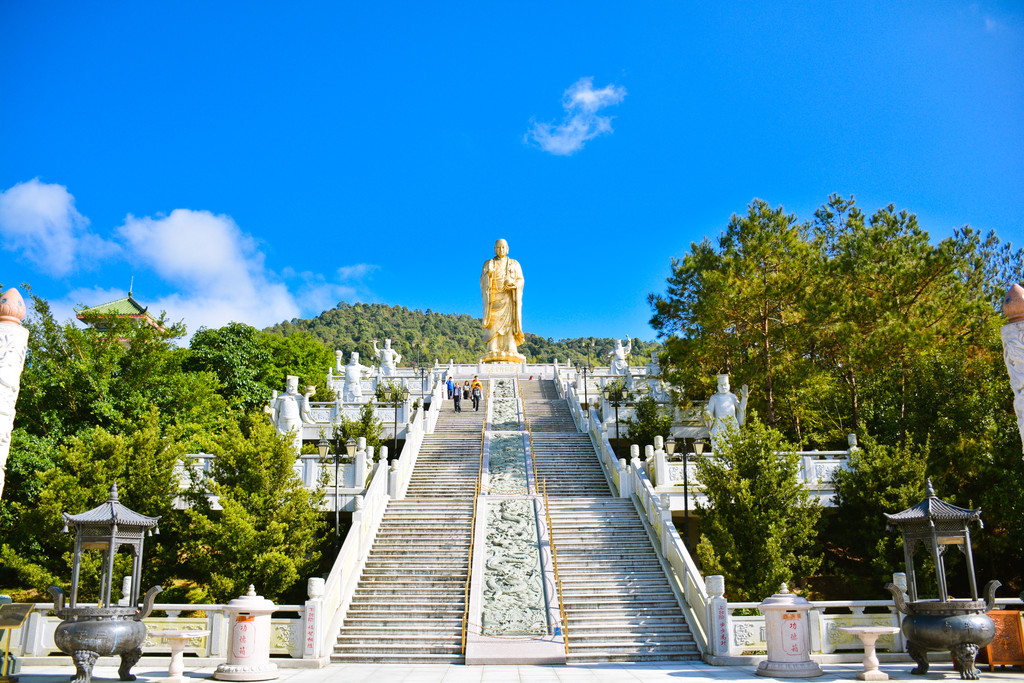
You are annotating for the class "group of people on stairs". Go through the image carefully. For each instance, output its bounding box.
[446,375,483,412]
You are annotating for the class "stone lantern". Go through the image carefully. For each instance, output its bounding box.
[48,484,163,683]
[884,480,1000,680]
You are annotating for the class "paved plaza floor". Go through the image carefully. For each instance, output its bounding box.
[14,662,1024,683]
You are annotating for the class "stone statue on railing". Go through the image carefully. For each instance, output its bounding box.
[270,375,316,454]
[1000,283,1024,450]
[703,373,748,445]
[608,336,632,376]
[644,350,671,402]
[0,287,28,500]
[372,338,402,377]
[341,352,373,402]
[480,238,526,363]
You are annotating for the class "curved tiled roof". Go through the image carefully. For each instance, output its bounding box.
[76,294,149,318]
[884,479,981,526]
[63,483,160,529]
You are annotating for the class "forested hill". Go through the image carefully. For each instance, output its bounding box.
[265,302,658,366]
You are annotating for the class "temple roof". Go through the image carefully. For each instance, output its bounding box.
[63,483,160,529]
[76,294,149,318]
[884,479,981,527]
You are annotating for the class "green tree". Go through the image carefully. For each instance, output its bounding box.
[0,411,183,597]
[649,199,818,432]
[182,414,325,603]
[16,295,199,441]
[186,323,273,411]
[624,395,672,449]
[694,418,822,600]
[332,403,385,456]
[825,436,928,598]
[262,331,334,401]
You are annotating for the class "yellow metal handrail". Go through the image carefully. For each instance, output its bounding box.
[541,478,570,654]
[461,415,487,654]
[461,480,481,654]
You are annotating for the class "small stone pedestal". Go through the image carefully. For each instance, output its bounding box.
[840,626,901,681]
[756,584,824,678]
[214,586,278,681]
[149,630,210,683]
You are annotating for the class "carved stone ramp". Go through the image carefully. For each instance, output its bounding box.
[331,386,485,663]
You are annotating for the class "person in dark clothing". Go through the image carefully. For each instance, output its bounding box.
[453,385,462,412]
[471,376,483,411]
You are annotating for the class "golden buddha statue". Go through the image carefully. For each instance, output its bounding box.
[480,238,526,363]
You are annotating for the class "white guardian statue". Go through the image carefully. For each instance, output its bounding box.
[373,339,402,377]
[342,352,373,402]
[608,337,632,376]
[270,375,316,454]
[703,373,748,445]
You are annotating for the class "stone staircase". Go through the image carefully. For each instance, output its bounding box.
[520,380,611,497]
[330,386,485,663]
[547,498,700,662]
[404,390,486,498]
[331,378,698,664]
[523,379,699,663]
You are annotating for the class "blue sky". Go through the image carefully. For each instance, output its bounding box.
[1,2,1021,342]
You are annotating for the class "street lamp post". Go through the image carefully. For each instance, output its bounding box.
[575,362,595,407]
[386,385,411,460]
[602,383,631,453]
[323,436,357,556]
[412,362,428,405]
[667,436,704,549]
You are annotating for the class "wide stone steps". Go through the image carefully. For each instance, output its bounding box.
[522,385,611,498]
[544,492,698,663]
[332,379,699,665]
[333,493,472,664]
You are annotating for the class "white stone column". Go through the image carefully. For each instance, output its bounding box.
[1001,283,1024,452]
[302,577,325,659]
[0,287,29,501]
[706,575,731,657]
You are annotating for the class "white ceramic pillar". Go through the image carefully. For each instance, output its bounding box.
[756,584,823,678]
[0,287,28,501]
[214,586,279,681]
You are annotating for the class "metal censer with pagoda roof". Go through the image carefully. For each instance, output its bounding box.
[884,479,1000,680]
[47,484,163,683]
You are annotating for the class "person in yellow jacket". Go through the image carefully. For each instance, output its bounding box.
[470,376,483,412]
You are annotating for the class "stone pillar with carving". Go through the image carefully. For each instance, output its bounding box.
[0,287,28,501]
[706,575,731,657]
[1000,283,1024,452]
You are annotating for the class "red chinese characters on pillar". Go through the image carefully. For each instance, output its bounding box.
[780,612,805,657]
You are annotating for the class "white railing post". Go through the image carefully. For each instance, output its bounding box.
[303,577,325,658]
[706,575,730,657]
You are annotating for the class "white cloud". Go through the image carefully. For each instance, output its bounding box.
[0,179,119,276]
[337,264,378,280]
[985,15,998,32]
[116,209,302,332]
[0,180,374,337]
[526,77,627,156]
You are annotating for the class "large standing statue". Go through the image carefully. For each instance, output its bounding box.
[608,336,632,376]
[0,287,28,500]
[480,238,526,363]
[270,375,316,454]
[373,339,402,377]
[703,373,749,445]
[342,352,373,402]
